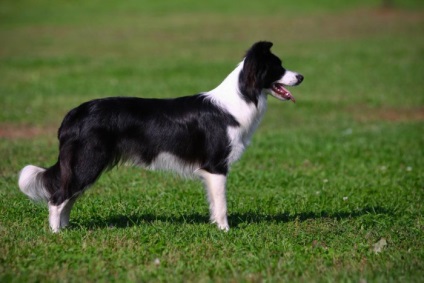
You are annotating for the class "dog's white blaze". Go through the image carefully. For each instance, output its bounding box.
[279,70,300,86]
[18,165,50,202]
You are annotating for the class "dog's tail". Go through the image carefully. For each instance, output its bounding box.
[18,163,60,203]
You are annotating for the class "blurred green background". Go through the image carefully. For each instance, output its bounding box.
[0,0,423,282]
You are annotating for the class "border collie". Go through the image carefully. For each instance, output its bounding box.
[18,41,303,232]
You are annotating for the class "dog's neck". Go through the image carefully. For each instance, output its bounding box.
[205,61,268,135]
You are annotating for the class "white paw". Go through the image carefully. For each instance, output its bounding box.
[213,217,229,232]
[50,226,61,233]
[217,223,230,232]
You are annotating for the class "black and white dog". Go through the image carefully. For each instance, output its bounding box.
[18,41,303,232]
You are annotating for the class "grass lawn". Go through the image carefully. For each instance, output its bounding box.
[1,0,423,282]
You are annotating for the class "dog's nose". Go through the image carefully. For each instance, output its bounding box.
[296,74,304,84]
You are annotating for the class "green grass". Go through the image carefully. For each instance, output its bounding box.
[1,0,423,282]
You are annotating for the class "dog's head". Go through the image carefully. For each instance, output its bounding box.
[239,41,303,104]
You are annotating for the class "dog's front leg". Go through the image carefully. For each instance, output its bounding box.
[196,170,229,231]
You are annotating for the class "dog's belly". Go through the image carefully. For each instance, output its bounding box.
[132,152,200,177]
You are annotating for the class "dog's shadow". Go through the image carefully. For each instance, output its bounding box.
[73,206,393,231]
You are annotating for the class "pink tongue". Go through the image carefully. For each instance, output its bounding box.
[275,84,296,103]
[281,86,295,103]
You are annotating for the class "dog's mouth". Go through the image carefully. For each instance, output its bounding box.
[271,83,296,103]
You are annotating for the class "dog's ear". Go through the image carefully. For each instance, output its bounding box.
[238,41,274,105]
[252,41,273,54]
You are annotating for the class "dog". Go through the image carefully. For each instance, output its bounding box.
[18,41,303,232]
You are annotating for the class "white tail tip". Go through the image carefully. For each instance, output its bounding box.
[18,165,50,202]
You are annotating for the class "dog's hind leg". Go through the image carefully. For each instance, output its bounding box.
[49,199,74,233]
[59,196,77,229]
[47,196,76,232]
[197,170,229,231]
[48,140,112,232]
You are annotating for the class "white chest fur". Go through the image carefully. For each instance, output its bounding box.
[204,61,268,165]
[225,94,267,164]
